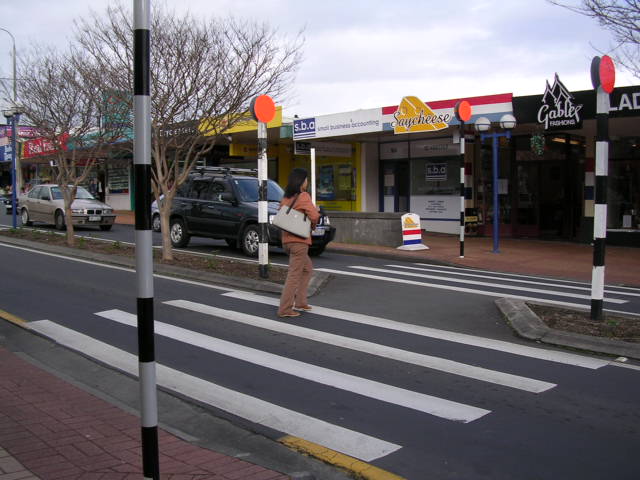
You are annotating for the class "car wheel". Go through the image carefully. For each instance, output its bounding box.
[99,225,113,231]
[241,224,260,257]
[21,208,32,226]
[225,238,238,249]
[309,246,325,257]
[170,217,190,248]
[152,213,161,232]
[55,210,66,230]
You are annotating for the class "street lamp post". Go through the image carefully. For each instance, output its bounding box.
[1,27,19,228]
[3,108,20,228]
[475,114,516,253]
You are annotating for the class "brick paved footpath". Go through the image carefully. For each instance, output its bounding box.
[0,347,289,480]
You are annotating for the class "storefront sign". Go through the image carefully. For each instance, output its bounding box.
[610,89,640,114]
[0,126,41,138]
[229,143,278,157]
[293,108,382,140]
[392,96,451,134]
[294,141,352,157]
[22,135,68,158]
[410,138,459,157]
[426,163,447,181]
[537,74,583,130]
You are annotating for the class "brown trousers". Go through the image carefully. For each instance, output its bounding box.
[278,243,313,315]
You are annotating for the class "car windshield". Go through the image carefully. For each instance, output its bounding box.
[50,186,95,200]
[233,178,284,202]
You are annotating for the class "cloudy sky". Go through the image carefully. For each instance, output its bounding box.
[1,0,636,118]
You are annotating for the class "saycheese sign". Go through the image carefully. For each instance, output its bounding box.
[392,96,451,134]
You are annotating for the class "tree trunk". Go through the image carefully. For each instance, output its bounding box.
[65,206,76,247]
[160,209,173,261]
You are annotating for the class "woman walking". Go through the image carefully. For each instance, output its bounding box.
[277,168,321,318]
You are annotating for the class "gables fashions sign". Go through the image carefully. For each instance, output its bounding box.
[537,74,583,130]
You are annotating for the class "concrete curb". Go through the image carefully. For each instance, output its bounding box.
[327,244,456,267]
[0,234,332,297]
[496,297,640,360]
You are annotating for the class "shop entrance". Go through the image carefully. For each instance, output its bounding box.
[381,161,410,212]
[513,135,584,239]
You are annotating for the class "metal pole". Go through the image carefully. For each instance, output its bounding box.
[310,147,316,205]
[591,85,609,321]
[459,122,465,258]
[0,28,16,102]
[257,121,269,278]
[10,114,17,228]
[133,1,159,479]
[492,134,500,254]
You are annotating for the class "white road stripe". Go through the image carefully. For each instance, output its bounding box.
[222,291,610,370]
[316,268,623,310]
[163,300,555,393]
[387,264,640,298]
[96,309,490,423]
[414,262,640,292]
[349,266,627,304]
[27,319,401,461]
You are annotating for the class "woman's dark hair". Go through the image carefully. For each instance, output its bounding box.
[284,168,308,198]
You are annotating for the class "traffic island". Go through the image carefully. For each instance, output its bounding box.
[496,297,640,360]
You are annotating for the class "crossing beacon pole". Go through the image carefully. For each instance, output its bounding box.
[251,95,277,279]
[590,55,615,321]
[454,100,472,258]
[310,147,316,204]
[133,1,159,479]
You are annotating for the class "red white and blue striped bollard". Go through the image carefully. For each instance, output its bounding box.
[397,213,429,250]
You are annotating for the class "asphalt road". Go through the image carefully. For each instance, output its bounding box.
[1,226,639,480]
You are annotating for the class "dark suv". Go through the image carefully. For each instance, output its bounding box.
[168,167,336,257]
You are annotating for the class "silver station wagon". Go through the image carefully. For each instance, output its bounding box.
[19,184,116,231]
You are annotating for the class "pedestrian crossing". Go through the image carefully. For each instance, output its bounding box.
[26,289,619,465]
[316,262,640,313]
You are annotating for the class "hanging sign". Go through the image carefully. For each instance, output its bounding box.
[392,96,451,134]
[537,74,583,130]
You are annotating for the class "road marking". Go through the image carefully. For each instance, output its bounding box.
[315,268,625,310]
[414,262,640,291]
[165,300,555,393]
[387,264,640,298]
[0,308,28,327]
[0,241,232,292]
[281,436,407,480]
[348,266,627,304]
[27,319,401,461]
[96,309,490,423]
[222,291,610,370]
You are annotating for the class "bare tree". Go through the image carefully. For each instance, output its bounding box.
[550,0,640,77]
[17,49,129,246]
[74,2,303,260]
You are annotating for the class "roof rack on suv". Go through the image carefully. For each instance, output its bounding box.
[195,166,258,177]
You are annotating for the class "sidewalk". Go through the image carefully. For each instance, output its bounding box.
[115,211,640,287]
[0,346,288,480]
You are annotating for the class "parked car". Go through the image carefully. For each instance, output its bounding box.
[1,194,12,214]
[167,167,336,257]
[151,195,163,232]
[19,184,116,231]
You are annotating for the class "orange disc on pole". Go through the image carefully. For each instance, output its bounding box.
[250,95,276,123]
[455,100,472,122]
[599,55,615,94]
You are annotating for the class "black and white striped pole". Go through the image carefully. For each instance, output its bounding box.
[133,1,159,479]
[454,101,472,258]
[250,95,276,279]
[590,55,615,321]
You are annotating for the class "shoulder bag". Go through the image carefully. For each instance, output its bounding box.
[272,194,311,238]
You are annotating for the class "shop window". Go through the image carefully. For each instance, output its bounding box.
[410,156,460,196]
[609,138,640,229]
